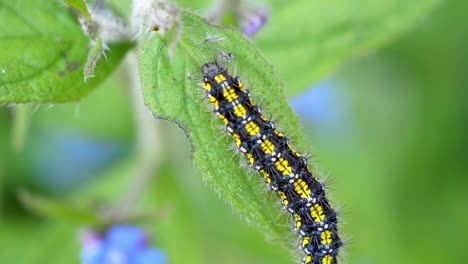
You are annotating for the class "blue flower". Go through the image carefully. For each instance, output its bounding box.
[241,6,269,38]
[80,225,166,264]
[136,248,166,264]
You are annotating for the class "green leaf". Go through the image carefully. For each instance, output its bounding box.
[63,0,107,79]
[83,36,106,79]
[258,0,442,95]
[18,189,101,225]
[64,0,91,19]
[0,0,131,103]
[139,11,303,246]
[0,221,80,264]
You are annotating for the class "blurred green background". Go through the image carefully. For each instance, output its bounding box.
[1,0,467,264]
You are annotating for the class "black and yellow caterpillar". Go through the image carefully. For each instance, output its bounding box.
[201,62,342,264]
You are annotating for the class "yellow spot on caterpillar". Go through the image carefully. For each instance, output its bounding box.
[246,153,254,166]
[218,114,229,126]
[275,157,292,175]
[294,179,311,198]
[209,96,218,109]
[203,82,211,91]
[311,203,325,223]
[233,133,241,147]
[214,74,226,83]
[261,140,274,154]
[238,80,244,89]
[320,230,333,245]
[302,236,310,248]
[245,121,260,136]
[289,144,301,157]
[275,130,285,137]
[279,191,288,206]
[260,169,271,184]
[223,87,238,102]
[233,104,247,117]
[304,255,312,264]
[294,214,301,229]
[322,255,333,264]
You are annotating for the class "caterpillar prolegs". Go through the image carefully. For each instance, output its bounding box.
[201,62,342,264]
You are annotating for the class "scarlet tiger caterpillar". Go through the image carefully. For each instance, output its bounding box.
[201,61,342,264]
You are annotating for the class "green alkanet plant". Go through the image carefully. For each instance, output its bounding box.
[0,0,441,263]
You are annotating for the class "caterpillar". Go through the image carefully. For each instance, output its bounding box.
[200,61,342,264]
